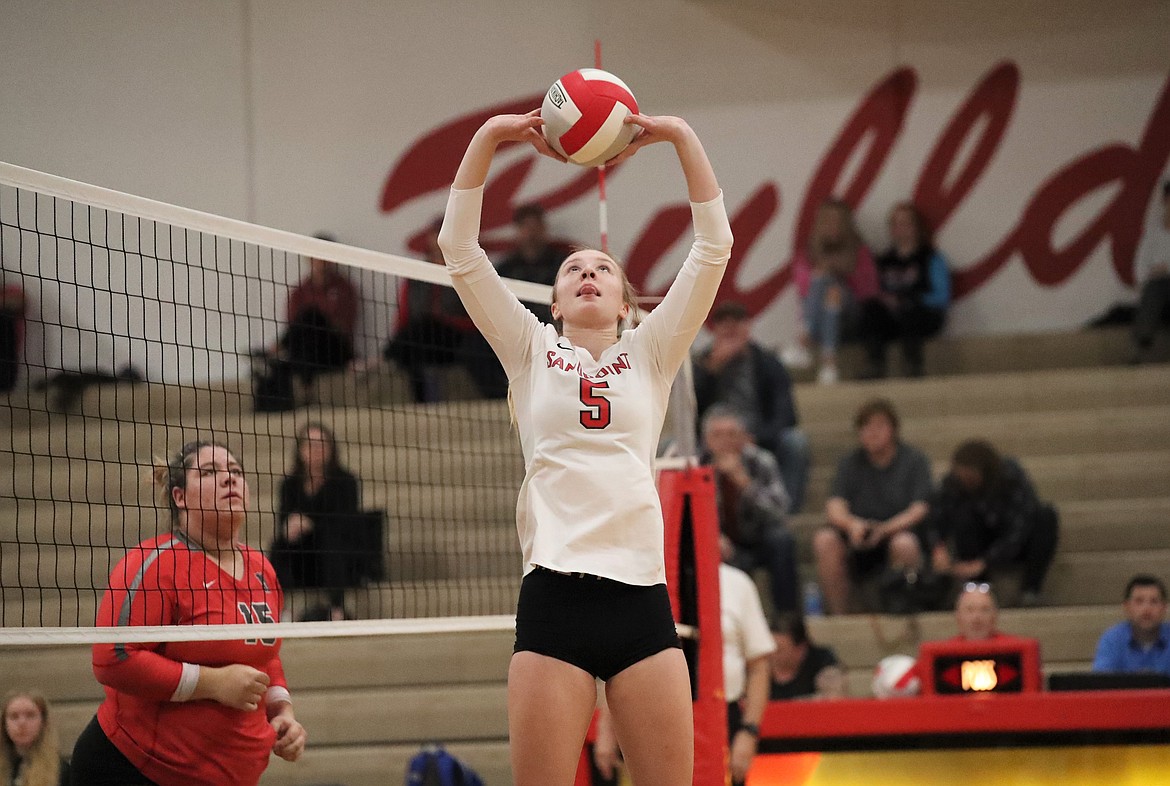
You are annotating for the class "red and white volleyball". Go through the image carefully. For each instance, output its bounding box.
[541,68,639,167]
[872,655,921,698]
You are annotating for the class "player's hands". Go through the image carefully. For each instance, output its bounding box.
[481,111,567,162]
[606,114,692,165]
[729,728,758,782]
[270,705,307,761]
[199,664,270,711]
[720,533,738,563]
[705,331,751,371]
[713,452,751,489]
[862,522,892,549]
[847,518,871,549]
[931,544,952,574]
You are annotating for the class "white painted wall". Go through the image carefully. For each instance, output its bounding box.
[0,0,1166,382]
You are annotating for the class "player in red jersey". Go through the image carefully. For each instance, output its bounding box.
[71,441,306,786]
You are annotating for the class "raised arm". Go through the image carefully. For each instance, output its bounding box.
[608,115,720,203]
[451,111,565,190]
[437,113,564,378]
[613,116,733,375]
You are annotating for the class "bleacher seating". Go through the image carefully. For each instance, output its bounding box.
[1,326,1167,785]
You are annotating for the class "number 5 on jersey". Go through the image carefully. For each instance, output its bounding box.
[579,378,611,429]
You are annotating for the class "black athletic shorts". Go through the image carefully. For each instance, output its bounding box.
[71,715,158,786]
[514,566,681,681]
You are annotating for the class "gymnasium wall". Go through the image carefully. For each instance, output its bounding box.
[1,0,1168,381]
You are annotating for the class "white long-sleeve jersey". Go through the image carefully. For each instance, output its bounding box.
[439,184,733,585]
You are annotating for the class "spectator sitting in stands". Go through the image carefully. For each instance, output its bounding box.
[1131,180,1170,364]
[859,202,950,378]
[701,406,800,614]
[0,269,26,394]
[769,613,845,700]
[253,234,359,411]
[813,398,932,615]
[1092,574,1170,676]
[594,561,775,786]
[496,203,568,323]
[379,218,479,402]
[268,422,361,621]
[2,690,69,786]
[951,581,1007,641]
[693,300,812,512]
[925,440,1059,608]
[785,199,879,384]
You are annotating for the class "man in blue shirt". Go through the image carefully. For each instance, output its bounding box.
[1092,574,1170,675]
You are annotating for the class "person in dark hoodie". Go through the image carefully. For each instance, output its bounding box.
[925,439,1060,607]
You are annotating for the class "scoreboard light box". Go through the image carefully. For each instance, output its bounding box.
[918,637,1042,695]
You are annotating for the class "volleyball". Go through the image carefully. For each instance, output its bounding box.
[872,654,921,698]
[541,68,639,167]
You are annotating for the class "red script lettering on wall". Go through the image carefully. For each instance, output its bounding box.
[380,65,1170,310]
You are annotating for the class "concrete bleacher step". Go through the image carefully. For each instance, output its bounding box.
[799,448,1170,512]
[0,409,518,491]
[789,495,1170,558]
[0,485,522,547]
[7,545,1164,623]
[1035,497,1170,552]
[0,439,524,505]
[11,500,1168,601]
[257,742,513,786]
[0,574,524,628]
[3,691,514,786]
[286,683,508,747]
[0,630,519,706]
[2,385,516,445]
[4,444,1162,531]
[787,326,1168,384]
[5,363,1166,455]
[792,363,1170,424]
[801,404,1170,465]
[2,377,254,430]
[807,605,1120,670]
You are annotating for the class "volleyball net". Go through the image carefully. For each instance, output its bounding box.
[0,161,703,646]
[0,161,543,641]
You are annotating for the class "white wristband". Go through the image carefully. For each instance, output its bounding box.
[266,686,292,707]
[170,663,200,702]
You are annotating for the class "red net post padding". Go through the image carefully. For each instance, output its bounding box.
[661,467,728,786]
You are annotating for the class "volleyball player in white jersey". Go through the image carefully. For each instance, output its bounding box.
[439,110,732,786]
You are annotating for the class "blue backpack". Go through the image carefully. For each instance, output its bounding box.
[406,744,485,786]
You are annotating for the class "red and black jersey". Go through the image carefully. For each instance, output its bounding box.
[92,532,286,786]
